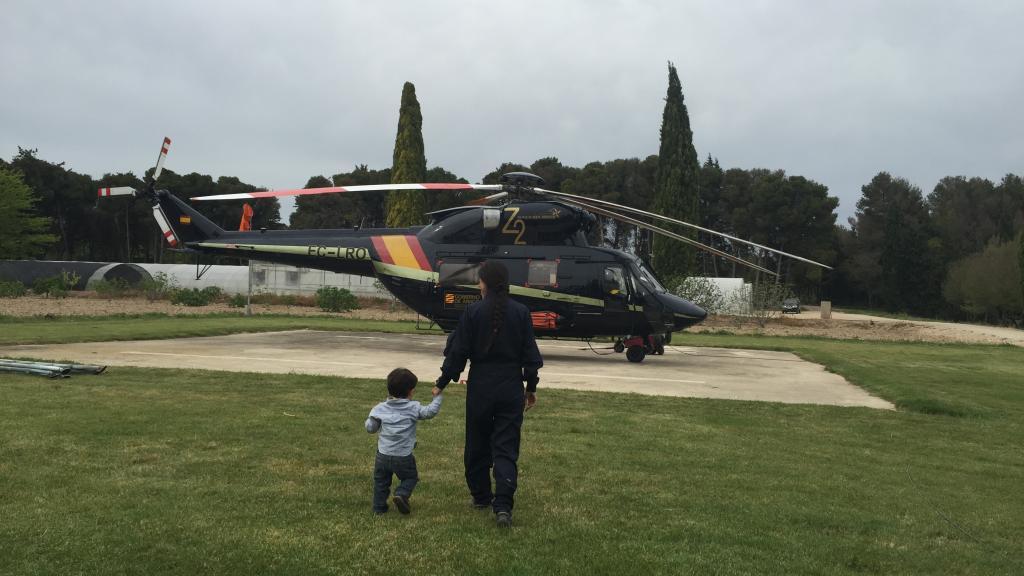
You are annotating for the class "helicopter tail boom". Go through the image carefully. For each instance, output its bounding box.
[151,190,225,247]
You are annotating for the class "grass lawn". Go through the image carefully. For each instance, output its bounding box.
[0,313,437,346]
[2,335,1023,575]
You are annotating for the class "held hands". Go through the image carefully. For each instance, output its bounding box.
[432,386,442,397]
[524,391,537,412]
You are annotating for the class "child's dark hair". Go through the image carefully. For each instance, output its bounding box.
[387,367,418,398]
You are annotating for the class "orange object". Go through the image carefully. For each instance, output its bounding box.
[238,203,254,231]
[531,311,558,330]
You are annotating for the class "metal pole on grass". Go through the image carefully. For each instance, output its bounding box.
[246,259,253,316]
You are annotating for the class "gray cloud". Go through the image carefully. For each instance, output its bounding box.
[2,0,1021,222]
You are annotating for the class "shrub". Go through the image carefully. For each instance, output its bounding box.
[31,271,80,298]
[200,286,223,301]
[943,237,1022,325]
[228,293,247,308]
[669,276,725,315]
[93,277,131,299]
[170,288,213,307]
[0,280,27,298]
[138,273,176,302]
[748,281,794,328]
[316,286,359,313]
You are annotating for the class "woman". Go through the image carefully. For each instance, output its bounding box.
[434,260,543,528]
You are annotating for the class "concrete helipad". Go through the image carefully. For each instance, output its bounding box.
[0,330,894,409]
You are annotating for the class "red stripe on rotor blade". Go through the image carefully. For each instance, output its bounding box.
[421,183,474,190]
[405,235,432,270]
[247,187,348,198]
[371,236,393,264]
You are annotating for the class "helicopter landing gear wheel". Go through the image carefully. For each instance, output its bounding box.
[613,340,625,353]
[626,345,646,363]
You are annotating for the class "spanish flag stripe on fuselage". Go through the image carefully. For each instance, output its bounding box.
[380,235,432,271]
[371,236,393,265]
[404,235,432,270]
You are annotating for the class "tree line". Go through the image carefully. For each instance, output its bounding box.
[2,69,1022,325]
[0,148,283,264]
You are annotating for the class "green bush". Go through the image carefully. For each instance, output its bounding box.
[0,280,27,298]
[228,293,247,308]
[669,276,725,314]
[200,286,223,301]
[93,278,131,299]
[138,273,176,302]
[315,286,359,313]
[170,288,213,307]
[31,271,80,298]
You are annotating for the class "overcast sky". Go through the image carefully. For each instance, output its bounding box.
[2,0,1021,223]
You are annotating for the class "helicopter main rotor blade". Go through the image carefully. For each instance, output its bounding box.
[534,187,832,270]
[191,182,503,202]
[465,192,509,206]
[152,137,172,181]
[570,198,778,276]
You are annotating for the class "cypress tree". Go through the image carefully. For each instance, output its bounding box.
[652,62,700,279]
[386,82,428,228]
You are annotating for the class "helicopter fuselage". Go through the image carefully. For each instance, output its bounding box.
[159,193,707,339]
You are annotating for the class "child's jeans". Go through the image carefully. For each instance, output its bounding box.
[373,451,418,512]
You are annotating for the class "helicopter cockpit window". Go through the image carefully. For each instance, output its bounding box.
[633,261,667,293]
[603,266,627,297]
[527,260,558,287]
[438,262,480,287]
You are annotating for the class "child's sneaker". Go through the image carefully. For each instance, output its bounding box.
[392,494,411,515]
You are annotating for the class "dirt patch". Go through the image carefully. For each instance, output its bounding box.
[692,313,1024,346]
[2,293,1020,346]
[0,294,419,322]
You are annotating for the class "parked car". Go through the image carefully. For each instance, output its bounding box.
[781,297,801,314]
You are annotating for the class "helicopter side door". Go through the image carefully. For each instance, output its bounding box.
[434,258,483,328]
[601,264,633,335]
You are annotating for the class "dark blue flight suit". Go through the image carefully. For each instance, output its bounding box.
[436,296,543,513]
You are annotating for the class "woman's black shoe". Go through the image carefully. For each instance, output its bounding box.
[495,511,512,528]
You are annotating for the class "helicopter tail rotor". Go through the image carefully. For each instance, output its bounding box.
[97,186,138,198]
[151,137,171,182]
[96,136,174,200]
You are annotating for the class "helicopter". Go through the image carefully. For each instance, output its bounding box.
[99,138,830,363]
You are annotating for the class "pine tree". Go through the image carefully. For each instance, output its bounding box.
[0,166,55,258]
[1019,231,1024,309]
[858,173,936,314]
[652,63,700,279]
[386,82,428,228]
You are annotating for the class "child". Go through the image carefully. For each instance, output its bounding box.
[365,367,442,515]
